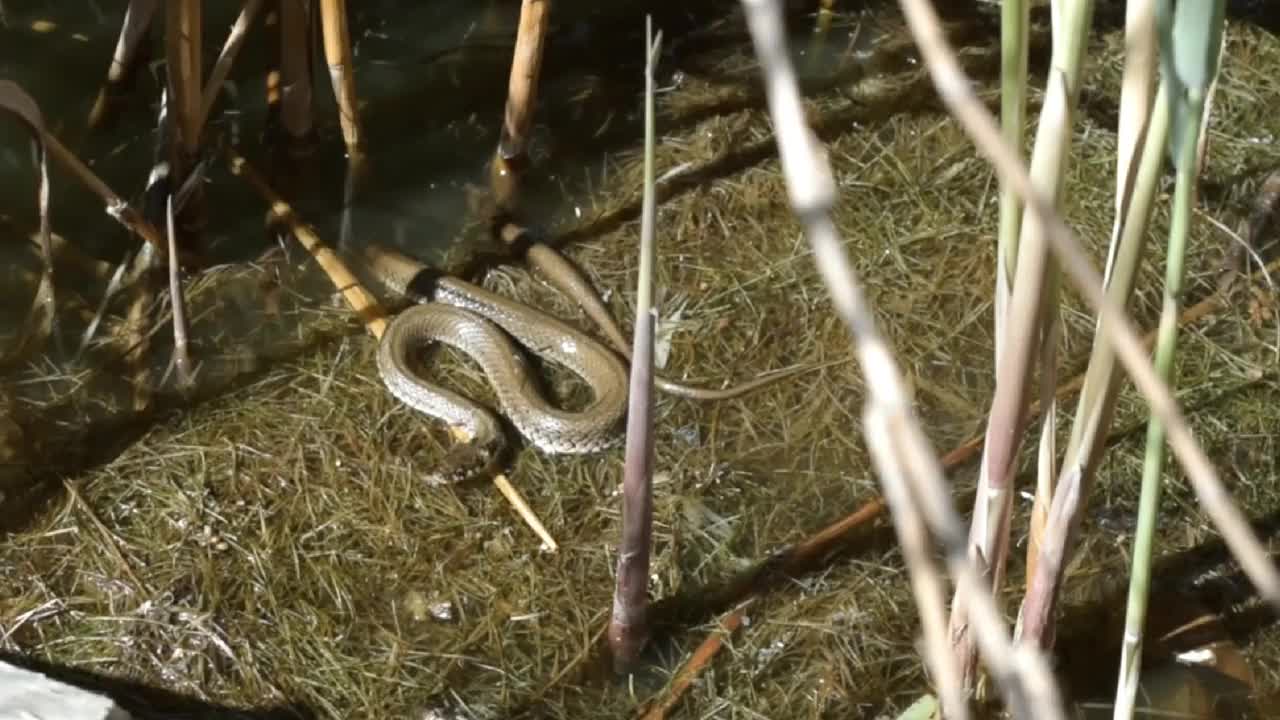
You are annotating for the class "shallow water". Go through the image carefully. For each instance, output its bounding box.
[2,2,1280,719]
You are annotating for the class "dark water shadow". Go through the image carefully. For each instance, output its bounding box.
[0,319,365,539]
[1055,509,1280,703]
[1,652,313,720]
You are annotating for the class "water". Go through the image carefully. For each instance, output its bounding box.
[5,2,1277,717]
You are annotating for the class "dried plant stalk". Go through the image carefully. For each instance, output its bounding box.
[0,80,57,366]
[228,150,388,339]
[319,0,364,154]
[165,195,194,390]
[491,0,551,206]
[278,0,314,144]
[198,0,265,129]
[88,0,159,128]
[165,0,204,158]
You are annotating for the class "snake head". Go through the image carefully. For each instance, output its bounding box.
[424,436,507,486]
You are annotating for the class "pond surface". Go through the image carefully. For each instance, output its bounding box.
[2,1,1280,719]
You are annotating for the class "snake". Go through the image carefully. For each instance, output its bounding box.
[368,223,802,484]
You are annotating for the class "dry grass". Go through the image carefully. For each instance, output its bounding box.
[2,4,1280,719]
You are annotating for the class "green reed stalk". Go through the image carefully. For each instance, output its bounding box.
[994,0,1028,343]
[1112,4,1225,718]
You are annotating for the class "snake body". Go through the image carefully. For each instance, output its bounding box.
[370,244,629,482]
[369,230,802,483]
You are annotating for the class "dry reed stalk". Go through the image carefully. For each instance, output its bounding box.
[165,0,204,158]
[0,81,56,366]
[319,0,364,155]
[278,0,314,145]
[88,0,159,128]
[164,0,206,236]
[32,118,171,258]
[492,0,551,206]
[198,0,265,129]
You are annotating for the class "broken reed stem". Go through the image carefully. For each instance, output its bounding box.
[491,0,551,206]
[492,474,558,551]
[896,0,1280,616]
[1,80,57,365]
[498,0,550,161]
[277,0,314,144]
[28,115,169,257]
[319,0,364,155]
[26,150,56,364]
[88,0,159,128]
[198,0,265,129]
[165,0,207,234]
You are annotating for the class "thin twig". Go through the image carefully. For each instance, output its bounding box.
[635,602,750,720]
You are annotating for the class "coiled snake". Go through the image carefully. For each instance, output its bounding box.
[367,234,794,484]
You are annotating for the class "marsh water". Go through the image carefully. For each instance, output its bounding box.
[3,1,1280,718]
